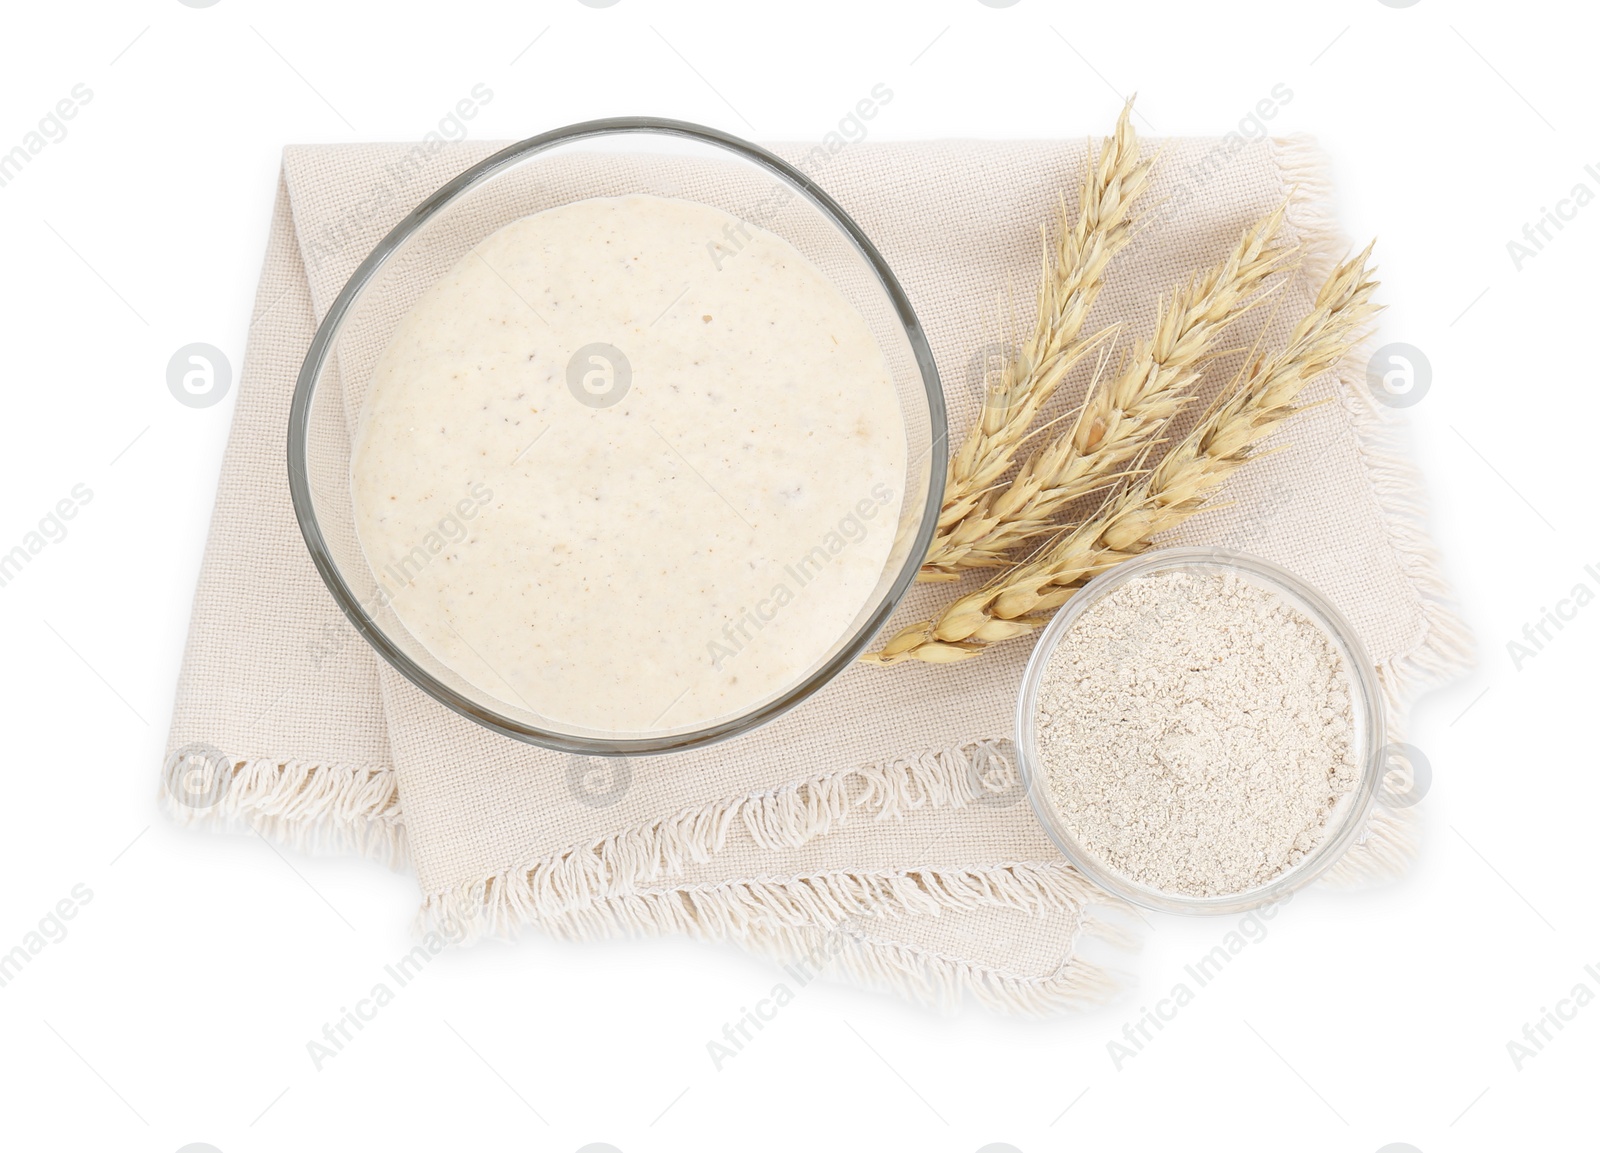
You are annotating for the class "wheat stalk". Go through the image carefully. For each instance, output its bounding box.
[922,202,1298,579]
[866,241,1381,665]
[930,102,1153,550]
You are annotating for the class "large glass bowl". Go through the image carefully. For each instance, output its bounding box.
[1014,547,1387,914]
[288,117,944,756]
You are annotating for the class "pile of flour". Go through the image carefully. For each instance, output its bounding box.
[1034,568,1361,897]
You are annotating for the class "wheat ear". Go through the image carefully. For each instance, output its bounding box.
[866,241,1381,665]
[930,103,1153,548]
[922,201,1297,579]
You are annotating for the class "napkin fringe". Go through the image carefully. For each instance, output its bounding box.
[1274,132,1474,702]
[545,863,1127,1015]
[549,861,1112,942]
[746,738,1020,850]
[1272,134,1475,886]
[162,757,405,867]
[801,921,1124,1015]
[1322,804,1417,887]
[418,739,1027,940]
[747,914,1126,1016]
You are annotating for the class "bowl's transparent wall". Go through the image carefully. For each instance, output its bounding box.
[302,132,937,745]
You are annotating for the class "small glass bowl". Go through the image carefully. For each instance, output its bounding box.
[1014,546,1387,914]
[288,117,945,756]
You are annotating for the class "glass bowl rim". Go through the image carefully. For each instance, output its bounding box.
[1013,545,1388,915]
[287,115,947,757]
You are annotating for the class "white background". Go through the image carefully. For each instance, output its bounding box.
[0,1,1594,1150]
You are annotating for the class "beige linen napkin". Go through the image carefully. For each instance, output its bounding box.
[164,134,1469,1012]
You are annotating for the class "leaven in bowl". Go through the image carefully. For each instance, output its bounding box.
[288,118,944,757]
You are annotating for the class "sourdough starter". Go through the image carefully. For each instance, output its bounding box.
[352,194,906,734]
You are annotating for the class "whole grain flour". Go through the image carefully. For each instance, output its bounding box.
[1035,568,1361,897]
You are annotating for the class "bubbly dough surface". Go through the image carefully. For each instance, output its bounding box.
[352,194,906,733]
